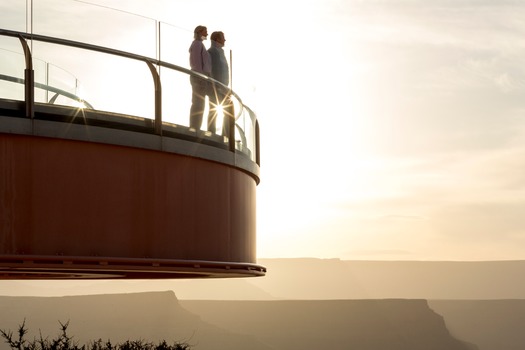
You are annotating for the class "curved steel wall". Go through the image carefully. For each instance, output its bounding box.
[0,129,264,279]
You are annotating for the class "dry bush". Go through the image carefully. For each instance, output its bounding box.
[0,320,190,350]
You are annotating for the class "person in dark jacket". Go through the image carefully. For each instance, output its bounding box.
[207,31,233,136]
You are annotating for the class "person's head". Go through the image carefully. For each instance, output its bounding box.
[210,31,226,47]
[193,25,208,40]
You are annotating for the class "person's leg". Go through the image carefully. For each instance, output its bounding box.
[189,76,207,130]
[222,93,235,138]
[207,83,219,133]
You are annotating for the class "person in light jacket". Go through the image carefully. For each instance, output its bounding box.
[188,25,211,130]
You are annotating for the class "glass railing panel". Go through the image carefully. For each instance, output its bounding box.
[30,41,155,119]
[33,0,157,58]
[32,57,47,104]
[247,108,258,162]
[236,106,257,162]
[1,1,26,32]
[160,67,192,127]
[158,22,193,68]
[33,59,84,108]
[46,63,80,106]
[0,39,26,101]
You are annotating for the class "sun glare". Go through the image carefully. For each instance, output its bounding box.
[72,100,87,109]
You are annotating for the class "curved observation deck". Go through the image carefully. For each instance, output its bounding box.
[0,28,265,279]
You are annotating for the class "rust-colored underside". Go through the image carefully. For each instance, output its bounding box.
[0,133,264,279]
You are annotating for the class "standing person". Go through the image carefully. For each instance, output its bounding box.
[188,25,211,130]
[207,31,234,136]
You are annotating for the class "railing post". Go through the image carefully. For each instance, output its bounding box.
[227,94,235,152]
[145,60,162,135]
[18,35,34,119]
[255,119,260,166]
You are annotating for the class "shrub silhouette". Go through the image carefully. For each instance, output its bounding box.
[0,320,190,350]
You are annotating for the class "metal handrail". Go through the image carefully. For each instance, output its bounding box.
[0,28,258,164]
[0,73,94,109]
[0,29,245,114]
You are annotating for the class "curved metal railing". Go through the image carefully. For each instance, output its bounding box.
[0,73,94,109]
[0,28,260,165]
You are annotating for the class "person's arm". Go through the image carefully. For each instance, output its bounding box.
[189,41,203,72]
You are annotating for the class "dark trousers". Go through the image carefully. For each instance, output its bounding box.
[189,75,209,130]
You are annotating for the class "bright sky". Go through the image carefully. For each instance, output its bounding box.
[3,0,525,261]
